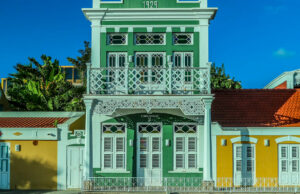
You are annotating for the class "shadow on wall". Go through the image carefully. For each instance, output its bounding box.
[10,155,60,190]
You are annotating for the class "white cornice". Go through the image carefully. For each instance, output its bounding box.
[82,8,218,22]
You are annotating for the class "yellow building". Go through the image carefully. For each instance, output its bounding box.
[212,89,300,187]
[0,112,85,190]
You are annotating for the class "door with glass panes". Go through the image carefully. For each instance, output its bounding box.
[0,143,10,190]
[137,123,162,186]
[135,52,165,93]
[107,52,127,94]
[233,144,255,186]
[279,144,300,185]
[173,52,193,94]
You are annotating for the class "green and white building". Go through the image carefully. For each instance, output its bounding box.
[82,0,217,187]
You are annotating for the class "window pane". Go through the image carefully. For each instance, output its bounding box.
[292,147,299,158]
[188,137,196,152]
[247,147,254,158]
[173,33,193,45]
[152,137,160,152]
[116,137,124,152]
[152,154,160,168]
[116,154,124,168]
[292,160,299,172]
[140,154,147,168]
[236,160,242,171]
[108,34,127,45]
[140,138,148,152]
[176,154,184,168]
[136,33,165,45]
[176,137,184,152]
[104,154,112,168]
[236,146,242,158]
[282,160,287,172]
[247,160,253,172]
[281,147,287,158]
[188,154,196,168]
[104,137,113,152]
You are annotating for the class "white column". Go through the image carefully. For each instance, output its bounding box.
[91,19,101,68]
[200,0,207,8]
[203,97,214,181]
[83,99,94,179]
[199,19,209,68]
[93,0,100,8]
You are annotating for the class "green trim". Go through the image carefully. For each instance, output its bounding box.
[102,21,199,26]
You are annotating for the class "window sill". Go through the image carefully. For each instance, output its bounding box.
[168,170,203,173]
[96,170,131,173]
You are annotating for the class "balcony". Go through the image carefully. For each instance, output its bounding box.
[87,66,210,95]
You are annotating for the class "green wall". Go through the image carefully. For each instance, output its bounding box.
[94,113,203,178]
[100,0,200,9]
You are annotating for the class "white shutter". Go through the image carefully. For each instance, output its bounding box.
[188,154,196,168]
[116,137,124,152]
[188,137,196,152]
[140,154,147,168]
[116,154,124,168]
[176,154,184,168]
[104,137,113,152]
[152,154,160,168]
[176,137,184,152]
[152,137,160,152]
[104,154,112,168]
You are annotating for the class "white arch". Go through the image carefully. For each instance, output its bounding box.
[276,136,300,144]
[231,136,258,144]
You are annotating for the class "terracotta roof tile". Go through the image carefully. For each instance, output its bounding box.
[212,89,300,127]
[0,117,69,128]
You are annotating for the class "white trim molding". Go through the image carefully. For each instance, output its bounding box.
[276,136,300,144]
[231,136,258,144]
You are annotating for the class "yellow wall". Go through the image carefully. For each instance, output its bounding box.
[217,135,300,180]
[69,115,85,132]
[0,140,57,190]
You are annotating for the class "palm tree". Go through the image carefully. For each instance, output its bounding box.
[8,55,85,111]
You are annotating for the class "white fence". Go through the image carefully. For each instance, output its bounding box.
[82,177,300,192]
[87,66,210,95]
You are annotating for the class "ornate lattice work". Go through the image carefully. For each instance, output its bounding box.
[135,33,165,45]
[173,33,193,45]
[107,34,127,45]
[89,67,210,95]
[93,98,205,116]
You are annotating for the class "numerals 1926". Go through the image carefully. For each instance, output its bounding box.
[143,1,158,8]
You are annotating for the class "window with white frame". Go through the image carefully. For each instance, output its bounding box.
[102,124,126,170]
[107,52,127,82]
[173,52,193,83]
[174,124,198,170]
[135,33,165,45]
[107,33,127,45]
[173,33,193,45]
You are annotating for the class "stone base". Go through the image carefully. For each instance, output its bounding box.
[83,180,94,191]
[202,180,214,191]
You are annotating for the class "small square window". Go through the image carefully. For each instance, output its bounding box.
[107,34,127,45]
[173,33,193,45]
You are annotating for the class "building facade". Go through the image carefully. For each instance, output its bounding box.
[82,0,217,187]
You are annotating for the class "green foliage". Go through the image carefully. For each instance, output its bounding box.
[67,41,91,86]
[211,63,242,89]
[7,55,85,111]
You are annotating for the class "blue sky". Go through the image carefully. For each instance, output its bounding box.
[0,0,299,88]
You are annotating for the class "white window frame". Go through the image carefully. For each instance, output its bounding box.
[233,144,256,186]
[101,123,127,172]
[100,0,123,4]
[107,33,128,45]
[177,0,200,3]
[173,33,194,45]
[135,33,166,45]
[173,123,199,172]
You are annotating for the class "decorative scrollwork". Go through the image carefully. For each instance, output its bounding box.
[93,97,205,116]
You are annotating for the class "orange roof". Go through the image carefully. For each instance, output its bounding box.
[212,89,300,127]
[0,117,69,128]
[275,81,287,89]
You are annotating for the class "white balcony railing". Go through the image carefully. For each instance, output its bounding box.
[87,66,210,95]
[82,177,300,193]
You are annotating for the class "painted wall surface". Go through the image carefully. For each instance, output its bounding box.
[93,113,203,178]
[0,140,57,190]
[99,0,200,9]
[69,115,86,132]
[216,135,300,180]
